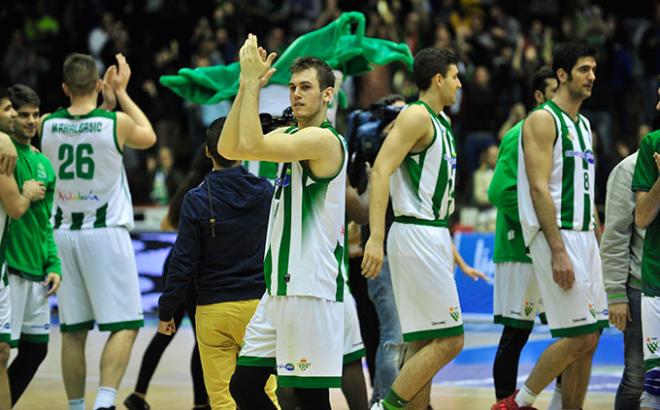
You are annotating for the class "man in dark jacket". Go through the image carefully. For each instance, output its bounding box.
[158,117,277,409]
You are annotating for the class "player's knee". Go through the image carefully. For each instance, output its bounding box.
[438,333,464,357]
[0,343,9,367]
[568,332,599,354]
[62,330,87,346]
[112,328,139,342]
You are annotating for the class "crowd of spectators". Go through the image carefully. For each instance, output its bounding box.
[1,0,659,224]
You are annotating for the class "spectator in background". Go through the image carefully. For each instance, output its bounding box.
[497,103,526,141]
[472,144,497,207]
[462,65,497,173]
[472,144,498,232]
[88,13,114,71]
[149,146,184,206]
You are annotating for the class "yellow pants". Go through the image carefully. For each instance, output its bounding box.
[196,299,279,410]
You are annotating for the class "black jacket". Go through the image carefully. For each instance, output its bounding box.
[159,166,273,320]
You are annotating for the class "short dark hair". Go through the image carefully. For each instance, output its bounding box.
[205,117,236,168]
[0,87,10,101]
[413,48,460,91]
[552,42,597,81]
[290,56,335,90]
[8,84,40,109]
[531,66,556,94]
[63,53,99,95]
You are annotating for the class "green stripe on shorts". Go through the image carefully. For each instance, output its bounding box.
[403,324,464,342]
[596,319,610,330]
[277,375,342,388]
[550,322,599,338]
[60,320,95,333]
[343,348,365,364]
[493,315,535,330]
[237,356,276,367]
[0,333,9,344]
[98,319,144,332]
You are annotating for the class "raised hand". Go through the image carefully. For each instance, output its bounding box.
[101,65,118,110]
[110,53,132,93]
[239,34,277,87]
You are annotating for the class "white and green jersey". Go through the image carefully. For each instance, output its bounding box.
[264,122,347,302]
[390,101,457,227]
[243,160,278,183]
[41,108,134,230]
[517,100,596,246]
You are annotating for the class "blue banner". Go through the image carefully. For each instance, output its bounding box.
[454,232,496,315]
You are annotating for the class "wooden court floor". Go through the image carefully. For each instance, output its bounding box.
[11,325,616,409]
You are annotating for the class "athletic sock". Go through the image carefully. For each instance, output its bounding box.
[69,398,85,410]
[547,384,562,410]
[514,384,537,407]
[94,386,117,409]
[383,389,408,409]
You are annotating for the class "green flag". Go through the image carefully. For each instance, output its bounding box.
[159,11,413,104]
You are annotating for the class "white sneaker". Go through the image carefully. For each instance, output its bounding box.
[370,400,384,410]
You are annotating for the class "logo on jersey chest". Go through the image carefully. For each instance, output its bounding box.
[444,154,457,170]
[647,337,659,354]
[275,168,292,187]
[565,149,595,164]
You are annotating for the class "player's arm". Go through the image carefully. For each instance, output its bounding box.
[234,126,342,164]
[217,89,244,160]
[346,181,368,225]
[452,242,488,282]
[593,208,602,245]
[523,110,574,289]
[0,175,45,219]
[633,142,660,228]
[361,105,430,279]
[219,34,276,161]
[108,54,156,150]
[0,132,17,176]
[43,220,62,296]
[40,162,61,295]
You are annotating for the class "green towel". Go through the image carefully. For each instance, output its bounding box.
[159,11,413,104]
